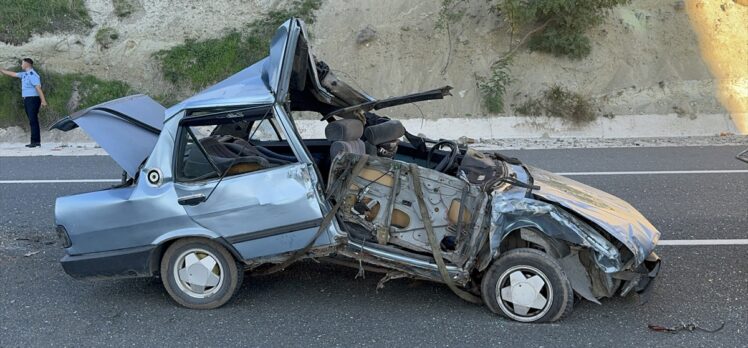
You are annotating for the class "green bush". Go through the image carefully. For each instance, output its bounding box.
[95,27,120,49]
[153,31,266,90]
[514,85,596,125]
[112,0,136,18]
[0,0,92,45]
[477,58,512,114]
[153,0,322,90]
[528,27,591,59]
[0,67,133,127]
[499,0,629,59]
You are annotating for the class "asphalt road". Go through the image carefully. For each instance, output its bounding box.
[1,145,746,347]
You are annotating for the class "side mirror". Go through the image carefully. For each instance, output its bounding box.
[178,194,206,206]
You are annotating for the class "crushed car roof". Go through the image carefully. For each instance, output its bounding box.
[163,58,274,117]
[164,19,299,117]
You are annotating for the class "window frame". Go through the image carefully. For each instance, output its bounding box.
[173,126,224,183]
[172,105,297,184]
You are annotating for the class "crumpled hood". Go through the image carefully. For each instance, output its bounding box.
[528,166,660,263]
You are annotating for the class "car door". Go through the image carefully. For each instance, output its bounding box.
[172,109,331,260]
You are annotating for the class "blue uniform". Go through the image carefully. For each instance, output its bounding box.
[17,69,41,97]
[16,69,42,144]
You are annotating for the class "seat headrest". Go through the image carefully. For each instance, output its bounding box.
[325,119,364,141]
[364,120,405,145]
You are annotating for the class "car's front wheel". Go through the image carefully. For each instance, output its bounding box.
[481,248,573,323]
[160,238,243,309]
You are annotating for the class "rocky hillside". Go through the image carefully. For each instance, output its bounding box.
[0,0,730,122]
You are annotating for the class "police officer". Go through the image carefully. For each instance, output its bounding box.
[1,58,48,147]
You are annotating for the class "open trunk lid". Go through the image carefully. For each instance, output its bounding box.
[50,94,165,177]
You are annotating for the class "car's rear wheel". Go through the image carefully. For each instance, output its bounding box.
[481,248,573,323]
[160,238,243,309]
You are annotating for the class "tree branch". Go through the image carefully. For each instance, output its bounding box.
[502,18,552,59]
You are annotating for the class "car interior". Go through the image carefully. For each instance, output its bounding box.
[172,89,507,202]
[174,107,299,182]
[173,101,435,185]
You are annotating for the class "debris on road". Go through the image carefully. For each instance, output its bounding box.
[648,322,725,334]
[376,271,409,290]
[24,251,41,257]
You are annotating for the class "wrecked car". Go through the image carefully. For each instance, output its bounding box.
[52,18,660,323]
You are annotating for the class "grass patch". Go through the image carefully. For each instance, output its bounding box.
[0,0,92,45]
[112,0,136,18]
[154,31,266,91]
[95,27,120,49]
[528,27,591,60]
[514,85,597,125]
[153,0,322,91]
[477,58,512,114]
[246,0,322,39]
[0,67,134,128]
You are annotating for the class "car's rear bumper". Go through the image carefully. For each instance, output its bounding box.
[61,245,156,279]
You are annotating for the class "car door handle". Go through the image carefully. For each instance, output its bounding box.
[178,193,206,206]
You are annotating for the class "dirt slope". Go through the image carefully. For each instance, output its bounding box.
[0,0,726,119]
[309,0,724,118]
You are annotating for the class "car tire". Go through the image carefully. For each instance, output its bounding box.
[160,238,243,309]
[481,248,573,323]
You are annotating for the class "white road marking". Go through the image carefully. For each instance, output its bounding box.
[658,239,748,246]
[0,179,120,184]
[558,169,748,176]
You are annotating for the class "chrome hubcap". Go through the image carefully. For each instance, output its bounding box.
[496,265,553,322]
[174,248,223,298]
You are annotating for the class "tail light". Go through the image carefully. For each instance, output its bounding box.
[56,225,71,248]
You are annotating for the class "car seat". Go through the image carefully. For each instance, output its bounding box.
[363,120,405,158]
[325,119,366,158]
